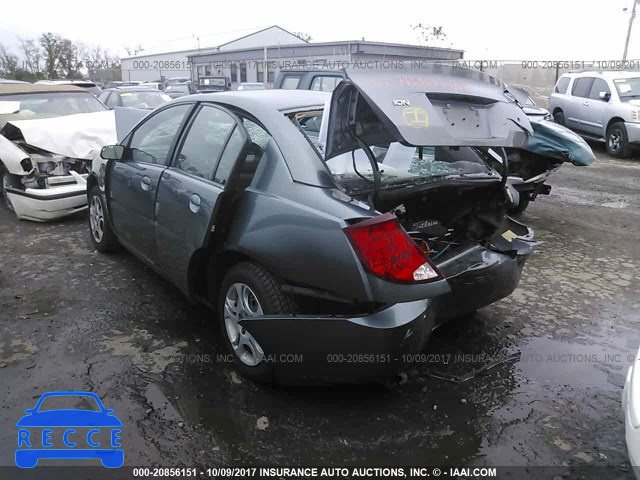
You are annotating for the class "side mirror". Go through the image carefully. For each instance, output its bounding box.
[599,91,611,101]
[101,145,125,160]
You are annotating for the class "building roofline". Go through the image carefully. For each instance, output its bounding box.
[188,40,464,60]
[218,25,307,48]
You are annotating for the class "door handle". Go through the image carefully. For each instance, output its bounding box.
[189,193,201,213]
[583,101,590,106]
[162,171,171,180]
[141,175,151,191]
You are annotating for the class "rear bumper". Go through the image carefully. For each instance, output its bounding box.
[239,299,435,384]
[434,248,528,322]
[6,183,87,222]
[625,122,640,144]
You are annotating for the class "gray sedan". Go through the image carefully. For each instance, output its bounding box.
[87,68,536,383]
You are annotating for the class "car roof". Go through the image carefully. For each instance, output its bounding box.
[107,87,166,92]
[36,79,97,86]
[183,89,329,111]
[561,71,640,79]
[278,68,343,75]
[0,83,87,95]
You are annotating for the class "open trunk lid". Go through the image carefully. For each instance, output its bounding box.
[325,67,533,161]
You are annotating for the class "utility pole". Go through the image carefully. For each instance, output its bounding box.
[623,0,639,61]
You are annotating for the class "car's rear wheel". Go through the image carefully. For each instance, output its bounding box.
[0,166,21,213]
[606,122,631,158]
[218,262,294,382]
[88,186,120,253]
[553,110,565,126]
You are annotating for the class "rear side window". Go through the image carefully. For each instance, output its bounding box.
[175,105,236,180]
[280,75,301,89]
[571,77,595,98]
[555,77,570,94]
[589,78,611,100]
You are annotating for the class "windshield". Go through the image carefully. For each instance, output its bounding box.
[165,84,189,93]
[120,91,171,108]
[200,78,226,87]
[0,92,106,127]
[613,77,640,98]
[509,88,537,107]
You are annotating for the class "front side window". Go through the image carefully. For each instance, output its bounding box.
[174,105,236,180]
[127,104,191,165]
[571,77,595,98]
[589,78,611,100]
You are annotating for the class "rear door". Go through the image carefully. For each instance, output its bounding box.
[155,104,249,293]
[107,103,193,265]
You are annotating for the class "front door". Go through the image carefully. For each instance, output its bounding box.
[155,104,249,293]
[108,103,193,265]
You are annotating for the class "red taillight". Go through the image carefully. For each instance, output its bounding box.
[343,213,442,284]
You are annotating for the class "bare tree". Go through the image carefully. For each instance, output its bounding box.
[18,37,42,75]
[0,43,19,76]
[123,44,144,56]
[411,23,450,47]
[292,32,312,42]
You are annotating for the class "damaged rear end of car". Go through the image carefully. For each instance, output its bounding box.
[227,68,537,383]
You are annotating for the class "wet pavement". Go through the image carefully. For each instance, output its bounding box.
[0,145,639,478]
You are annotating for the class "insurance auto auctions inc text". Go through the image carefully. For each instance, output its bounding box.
[221,466,498,478]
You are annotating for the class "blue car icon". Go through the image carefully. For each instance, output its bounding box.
[15,391,124,468]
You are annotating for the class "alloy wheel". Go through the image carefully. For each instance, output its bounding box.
[89,196,105,243]
[223,282,265,367]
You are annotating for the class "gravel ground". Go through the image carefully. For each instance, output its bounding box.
[0,145,639,479]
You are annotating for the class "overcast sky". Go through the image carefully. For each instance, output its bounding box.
[1,0,639,60]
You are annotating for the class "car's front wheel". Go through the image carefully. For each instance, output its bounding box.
[88,186,120,253]
[218,262,294,382]
[606,122,631,158]
[0,166,21,213]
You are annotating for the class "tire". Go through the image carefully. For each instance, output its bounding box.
[0,166,22,213]
[507,195,531,215]
[217,262,294,383]
[553,110,565,126]
[606,122,631,158]
[88,186,120,253]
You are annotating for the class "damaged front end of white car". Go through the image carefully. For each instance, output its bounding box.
[0,110,117,222]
